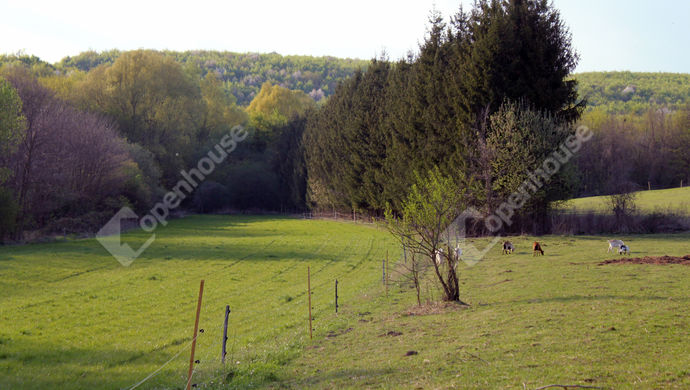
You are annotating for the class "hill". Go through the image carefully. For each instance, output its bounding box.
[56,50,369,105]
[560,186,690,215]
[575,71,690,114]
[5,52,687,111]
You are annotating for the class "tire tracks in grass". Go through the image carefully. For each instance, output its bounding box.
[7,264,118,311]
[211,234,337,312]
[310,237,359,276]
[223,233,289,270]
[205,233,360,336]
[25,234,293,362]
[95,234,293,339]
[272,234,337,278]
[311,235,386,297]
[51,264,114,283]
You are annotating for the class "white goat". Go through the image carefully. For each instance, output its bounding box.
[434,246,462,266]
[434,248,443,265]
[607,239,625,253]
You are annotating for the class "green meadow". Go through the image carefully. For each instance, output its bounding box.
[1,215,689,389]
[559,186,690,215]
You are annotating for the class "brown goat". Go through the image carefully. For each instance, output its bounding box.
[502,241,514,254]
[532,241,544,256]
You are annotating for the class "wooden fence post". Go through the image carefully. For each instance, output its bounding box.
[335,279,338,313]
[221,305,230,364]
[186,280,205,390]
[382,259,385,284]
[308,266,313,340]
[385,250,389,297]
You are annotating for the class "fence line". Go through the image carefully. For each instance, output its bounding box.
[186,322,226,389]
[76,219,389,388]
[125,337,198,390]
[300,210,384,224]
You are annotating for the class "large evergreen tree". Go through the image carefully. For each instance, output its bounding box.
[303,0,584,234]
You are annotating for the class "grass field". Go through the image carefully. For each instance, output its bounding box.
[559,186,690,215]
[0,215,397,389]
[1,215,689,389]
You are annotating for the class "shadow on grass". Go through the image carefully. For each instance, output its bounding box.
[0,336,190,390]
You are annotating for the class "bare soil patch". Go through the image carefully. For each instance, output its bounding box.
[403,301,469,316]
[599,254,690,265]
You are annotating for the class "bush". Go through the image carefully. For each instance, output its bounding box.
[550,210,690,235]
[222,161,280,210]
[193,181,229,213]
[0,187,18,240]
[42,211,113,235]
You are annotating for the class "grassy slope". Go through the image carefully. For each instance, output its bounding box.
[1,216,689,389]
[281,234,690,389]
[574,71,690,113]
[0,215,396,389]
[559,187,690,215]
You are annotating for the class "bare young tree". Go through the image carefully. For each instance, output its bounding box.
[388,242,429,306]
[607,182,638,232]
[385,167,467,303]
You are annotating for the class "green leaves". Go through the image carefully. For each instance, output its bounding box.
[0,78,26,184]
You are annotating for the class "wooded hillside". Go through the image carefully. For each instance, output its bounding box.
[576,71,690,114]
[54,50,367,105]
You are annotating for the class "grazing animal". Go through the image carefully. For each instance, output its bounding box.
[532,241,544,256]
[618,244,630,255]
[607,239,625,253]
[435,246,462,266]
[434,248,443,265]
[502,241,514,254]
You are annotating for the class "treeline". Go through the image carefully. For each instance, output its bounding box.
[2,49,368,106]
[0,50,316,240]
[299,1,689,231]
[0,69,134,238]
[1,0,689,241]
[7,54,690,115]
[575,106,690,195]
[576,72,690,114]
[303,0,584,234]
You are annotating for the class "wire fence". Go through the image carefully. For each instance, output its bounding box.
[300,210,385,224]
[125,337,198,390]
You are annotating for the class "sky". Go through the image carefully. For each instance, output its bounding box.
[0,0,688,73]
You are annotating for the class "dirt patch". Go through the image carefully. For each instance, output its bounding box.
[326,327,353,338]
[379,330,402,337]
[404,301,469,316]
[599,254,690,266]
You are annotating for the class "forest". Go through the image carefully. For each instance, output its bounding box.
[577,71,690,114]
[1,50,368,105]
[0,0,688,241]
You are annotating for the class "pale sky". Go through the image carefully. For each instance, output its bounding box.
[0,0,688,73]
